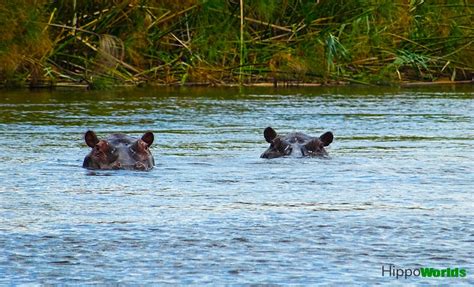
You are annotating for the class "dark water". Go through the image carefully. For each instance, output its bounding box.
[0,86,473,285]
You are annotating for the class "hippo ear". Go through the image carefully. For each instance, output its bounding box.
[141,132,154,146]
[319,131,334,146]
[264,127,277,143]
[85,130,99,148]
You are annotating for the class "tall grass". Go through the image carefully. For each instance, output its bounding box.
[0,0,472,88]
[0,0,51,87]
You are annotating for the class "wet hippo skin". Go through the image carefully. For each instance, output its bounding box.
[261,127,333,159]
[83,131,155,170]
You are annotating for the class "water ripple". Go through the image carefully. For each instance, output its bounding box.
[0,86,473,285]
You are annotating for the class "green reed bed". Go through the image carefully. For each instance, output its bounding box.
[0,0,472,88]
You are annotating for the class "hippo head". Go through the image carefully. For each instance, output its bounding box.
[260,127,333,159]
[82,131,155,170]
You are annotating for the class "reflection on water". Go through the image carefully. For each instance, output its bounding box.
[0,86,473,285]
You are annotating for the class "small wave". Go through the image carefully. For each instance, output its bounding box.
[231,201,434,212]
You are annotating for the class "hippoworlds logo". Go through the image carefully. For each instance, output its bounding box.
[382,265,467,279]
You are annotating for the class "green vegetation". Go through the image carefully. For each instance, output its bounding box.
[0,0,472,88]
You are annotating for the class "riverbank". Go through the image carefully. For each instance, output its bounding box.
[1,1,472,89]
[3,79,473,90]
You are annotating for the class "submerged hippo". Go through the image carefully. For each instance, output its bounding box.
[83,131,155,170]
[261,127,333,159]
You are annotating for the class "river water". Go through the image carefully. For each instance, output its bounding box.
[0,86,472,285]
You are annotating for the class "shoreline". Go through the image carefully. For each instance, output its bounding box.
[1,79,473,90]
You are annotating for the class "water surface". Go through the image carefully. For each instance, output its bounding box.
[0,86,473,285]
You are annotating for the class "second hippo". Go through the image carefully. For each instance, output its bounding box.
[83,130,155,170]
[261,127,333,159]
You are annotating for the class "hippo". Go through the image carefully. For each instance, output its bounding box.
[83,130,155,170]
[261,127,333,159]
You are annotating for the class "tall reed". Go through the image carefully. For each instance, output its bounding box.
[0,0,472,88]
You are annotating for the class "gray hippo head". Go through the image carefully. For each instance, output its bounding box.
[261,127,333,159]
[82,131,155,170]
